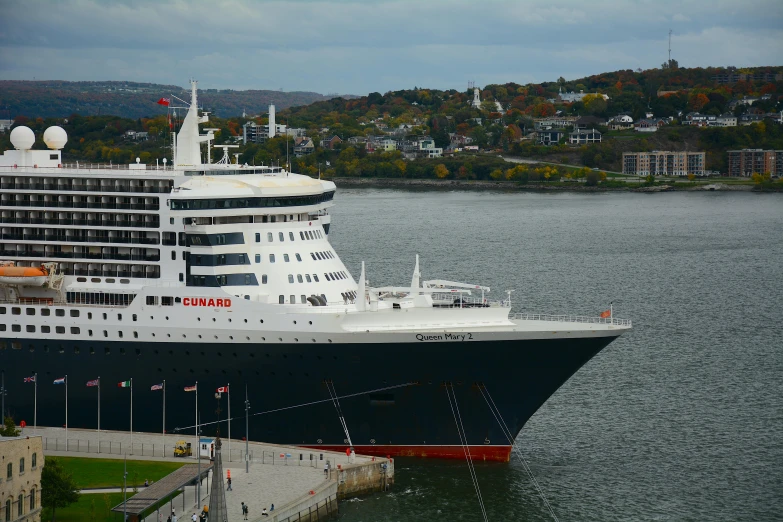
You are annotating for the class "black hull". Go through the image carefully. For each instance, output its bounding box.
[0,335,617,460]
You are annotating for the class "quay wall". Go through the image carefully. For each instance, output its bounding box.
[336,458,395,499]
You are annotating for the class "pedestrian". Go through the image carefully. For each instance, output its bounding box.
[261,507,268,517]
[242,503,249,520]
[145,479,149,487]
[172,512,178,522]
[270,504,274,512]
[227,476,232,491]
[324,460,329,477]
[192,513,197,522]
[167,516,171,522]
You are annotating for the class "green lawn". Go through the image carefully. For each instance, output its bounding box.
[49,456,186,489]
[41,492,125,522]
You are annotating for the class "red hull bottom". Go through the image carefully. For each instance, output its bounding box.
[300,444,512,462]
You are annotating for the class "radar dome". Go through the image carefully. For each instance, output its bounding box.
[10,126,35,150]
[43,126,68,150]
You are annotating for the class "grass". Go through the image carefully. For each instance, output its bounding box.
[49,456,186,489]
[41,492,125,522]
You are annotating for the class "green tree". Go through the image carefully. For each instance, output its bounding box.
[42,458,81,521]
[0,416,21,436]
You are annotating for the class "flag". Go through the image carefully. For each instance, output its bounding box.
[151,383,164,391]
[184,385,197,392]
[53,377,65,385]
[23,376,36,383]
[157,97,170,106]
[216,386,228,393]
[86,379,99,387]
[600,309,611,318]
[117,380,131,388]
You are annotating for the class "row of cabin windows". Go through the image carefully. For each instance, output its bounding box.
[1,306,139,322]
[325,271,348,281]
[2,324,80,334]
[254,229,324,243]
[311,251,335,261]
[280,294,327,304]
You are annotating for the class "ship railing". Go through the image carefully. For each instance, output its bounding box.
[430,293,508,308]
[509,312,632,327]
[4,163,176,172]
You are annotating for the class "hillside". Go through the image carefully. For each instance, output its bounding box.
[0,80,356,119]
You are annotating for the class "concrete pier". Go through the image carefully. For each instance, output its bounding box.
[31,426,394,522]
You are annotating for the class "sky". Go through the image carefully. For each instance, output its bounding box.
[1,0,782,96]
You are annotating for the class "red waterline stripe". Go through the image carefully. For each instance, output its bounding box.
[299,444,512,462]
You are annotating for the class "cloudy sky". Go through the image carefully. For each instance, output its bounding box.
[1,0,781,95]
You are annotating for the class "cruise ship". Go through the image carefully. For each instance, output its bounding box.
[0,82,631,461]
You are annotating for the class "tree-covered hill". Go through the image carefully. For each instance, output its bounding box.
[0,80,356,119]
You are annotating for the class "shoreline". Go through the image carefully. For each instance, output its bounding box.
[330,177,762,192]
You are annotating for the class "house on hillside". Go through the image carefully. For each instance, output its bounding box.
[320,135,342,150]
[0,119,13,133]
[537,129,567,146]
[739,114,764,125]
[635,118,667,133]
[608,114,634,130]
[715,113,737,127]
[557,89,610,103]
[569,128,602,144]
[573,116,605,131]
[293,137,314,157]
[683,112,717,126]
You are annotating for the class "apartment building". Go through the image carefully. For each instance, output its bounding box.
[727,149,781,177]
[622,151,706,176]
[0,436,43,522]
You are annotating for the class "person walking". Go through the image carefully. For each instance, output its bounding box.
[324,460,329,478]
[242,503,249,520]
[227,476,232,491]
[191,513,197,522]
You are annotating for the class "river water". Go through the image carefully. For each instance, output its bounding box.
[326,189,783,522]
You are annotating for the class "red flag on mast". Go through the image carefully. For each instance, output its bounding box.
[157,97,170,106]
[600,309,611,318]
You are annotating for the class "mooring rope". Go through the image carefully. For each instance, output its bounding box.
[479,385,560,522]
[326,380,354,448]
[446,383,489,522]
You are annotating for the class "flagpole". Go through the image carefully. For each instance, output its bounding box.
[65,375,68,452]
[162,380,166,458]
[228,383,231,462]
[610,301,614,325]
[130,378,133,455]
[34,372,37,433]
[195,381,198,459]
[97,376,101,432]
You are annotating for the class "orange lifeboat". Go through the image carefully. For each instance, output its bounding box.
[0,265,49,286]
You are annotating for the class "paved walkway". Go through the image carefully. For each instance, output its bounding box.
[32,426,366,522]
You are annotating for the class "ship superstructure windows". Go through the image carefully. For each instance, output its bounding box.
[255,233,261,242]
[284,254,290,262]
[268,232,273,242]
[279,232,285,241]
[255,254,261,263]
[262,275,267,284]
[270,254,275,263]
[169,191,335,210]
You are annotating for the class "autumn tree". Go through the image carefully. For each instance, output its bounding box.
[434,164,450,179]
[689,93,710,111]
[0,416,20,436]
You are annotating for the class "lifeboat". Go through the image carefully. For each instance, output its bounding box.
[0,265,49,286]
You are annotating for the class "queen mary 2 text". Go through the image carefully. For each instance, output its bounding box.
[182,297,232,307]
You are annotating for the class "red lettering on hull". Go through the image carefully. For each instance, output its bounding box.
[180,297,231,307]
[300,444,511,462]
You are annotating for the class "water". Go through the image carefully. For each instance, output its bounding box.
[327,189,783,522]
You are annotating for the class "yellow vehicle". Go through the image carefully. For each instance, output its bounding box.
[174,441,192,457]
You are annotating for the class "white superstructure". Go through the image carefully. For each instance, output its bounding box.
[0,81,630,347]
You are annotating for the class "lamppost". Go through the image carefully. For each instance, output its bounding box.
[245,386,250,473]
[123,454,128,522]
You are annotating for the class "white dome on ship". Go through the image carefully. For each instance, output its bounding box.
[43,126,68,150]
[10,126,35,150]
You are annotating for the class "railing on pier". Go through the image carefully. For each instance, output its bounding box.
[509,312,632,327]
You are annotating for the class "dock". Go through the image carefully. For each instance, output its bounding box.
[31,426,394,522]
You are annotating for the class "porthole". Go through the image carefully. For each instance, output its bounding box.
[294,338,298,342]
[213,318,216,322]
[244,319,248,323]
[152,333,156,337]
[293,320,297,325]
[167,333,171,338]
[198,335,202,339]
[309,321,313,325]
[198,318,201,321]
[279,338,283,342]
[312,339,316,342]
[183,334,187,338]
[259,319,264,324]
[214,335,218,339]
[229,336,234,340]
[228,318,232,323]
